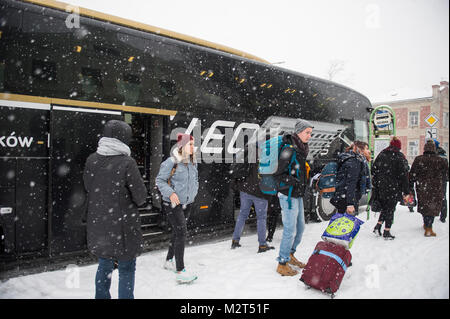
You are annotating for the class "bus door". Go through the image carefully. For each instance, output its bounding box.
[124,113,166,240]
[0,99,49,257]
[49,105,122,255]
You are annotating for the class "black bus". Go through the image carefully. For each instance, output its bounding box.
[0,0,372,274]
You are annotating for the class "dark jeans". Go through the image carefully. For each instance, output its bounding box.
[95,258,136,299]
[423,215,435,228]
[163,201,192,272]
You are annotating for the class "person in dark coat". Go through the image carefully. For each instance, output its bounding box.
[83,120,147,299]
[371,137,410,240]
[410,140,448,237]
[434,139,448,223]
[330,140,371,216]
[274,120,313,276]
[230,160,274,253]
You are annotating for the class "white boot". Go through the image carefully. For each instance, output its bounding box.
[176,268,198,284]
[163,259,176,272]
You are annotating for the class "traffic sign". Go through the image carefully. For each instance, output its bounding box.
[424,113,439,127]
[425,128,437,139]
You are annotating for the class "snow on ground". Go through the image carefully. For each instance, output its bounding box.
[0,203,448,299]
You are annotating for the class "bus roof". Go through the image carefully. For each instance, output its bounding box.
[23,0,270,64]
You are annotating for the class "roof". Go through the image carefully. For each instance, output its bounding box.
[22,0,270,64]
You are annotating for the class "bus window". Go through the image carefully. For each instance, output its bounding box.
[79,68,102,101]
[32,59,56,82]
[117,74,142,106]
[354,119,369,143]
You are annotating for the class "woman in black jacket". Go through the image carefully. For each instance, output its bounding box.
[330,141,371,215]
[371,137,410,240]
[83,120,147,299]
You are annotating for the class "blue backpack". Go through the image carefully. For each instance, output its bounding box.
[316,161,338,198]
[258,136,299,207]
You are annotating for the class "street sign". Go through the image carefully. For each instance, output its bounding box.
[373,110,392,128]
[424,113,439,127]
[425,128,437,139]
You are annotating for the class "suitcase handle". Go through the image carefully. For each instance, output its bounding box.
[314,249,348,272]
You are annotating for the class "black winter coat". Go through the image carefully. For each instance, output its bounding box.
[232,162,270,199]
[371,146,410,208]
[83,153,147,261]
[330,151,368,208]
[410,151,448,217]
[273,133,308,198]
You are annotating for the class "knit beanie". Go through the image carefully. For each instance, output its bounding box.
[177,133,194,149]
[390,136,401,150]
[294,119,314,134]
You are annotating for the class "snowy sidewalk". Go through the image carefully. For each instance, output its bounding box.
[0,204,448,299]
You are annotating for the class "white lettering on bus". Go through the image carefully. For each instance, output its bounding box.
[0,132,34,148]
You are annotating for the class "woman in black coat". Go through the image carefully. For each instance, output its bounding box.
[83,120,147,299]
[371,137,410,239]
[410,140,448,236]
[330,141,371,215]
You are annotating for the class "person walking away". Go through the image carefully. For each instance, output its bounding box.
[83,120,148,299]
[230,160,275,252]
[371,137,410,240]
[330,141,371,216]
[410,140,448,236]
[156,133,199,283]
[434,139,448,223]
[274,119,313,276]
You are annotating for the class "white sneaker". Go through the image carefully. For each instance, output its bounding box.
[176,268,198,284]
[163,259,176,272]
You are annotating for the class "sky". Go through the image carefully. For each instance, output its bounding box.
[65,0,449,103]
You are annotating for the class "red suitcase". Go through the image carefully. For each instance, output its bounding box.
[300,241,352,298]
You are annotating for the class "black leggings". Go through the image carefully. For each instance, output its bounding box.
[163,202,192,272]
[377,201,397,229]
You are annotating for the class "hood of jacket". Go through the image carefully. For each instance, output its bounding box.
[103,120,132,146]
[337,150,365,165]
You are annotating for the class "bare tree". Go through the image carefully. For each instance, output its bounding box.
[326,59,346,81]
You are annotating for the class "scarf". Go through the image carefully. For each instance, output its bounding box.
[96,137,131,156]
[291,134,309,157]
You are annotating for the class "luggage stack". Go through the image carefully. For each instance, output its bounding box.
[300,213,364,298]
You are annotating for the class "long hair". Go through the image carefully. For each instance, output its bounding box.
[346,140,369,154]
[177,143,196,164]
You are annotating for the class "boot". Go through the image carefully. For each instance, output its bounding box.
[231,240,241,249]
[176,268,198,284]
[288,253,306,268]
[383,230,395,240]
[424,227,437,237]
[258,244,275,253]
[373,223,382,236]
[276,263,298,276]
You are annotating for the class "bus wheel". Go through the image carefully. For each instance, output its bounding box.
[316,193,337,221]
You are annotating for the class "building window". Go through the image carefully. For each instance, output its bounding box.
[444,112,449,128]
[408,140,419,157]
[409,111,419,127]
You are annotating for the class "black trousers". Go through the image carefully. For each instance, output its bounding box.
[440,182,447,221]
[267,196,281,239]
[377,201,397,229]
[163,202,192,272]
